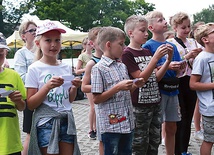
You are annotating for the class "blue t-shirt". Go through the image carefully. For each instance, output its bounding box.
[142,39,182,96]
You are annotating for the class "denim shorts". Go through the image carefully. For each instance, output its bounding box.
[101,131,133,155]
[37,118,75,148]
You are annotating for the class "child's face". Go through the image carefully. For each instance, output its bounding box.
[150,17,168,33]
[205,28,214,46]
[85,40,93,51]
[174,18,191,39]
[90,38,102,52]
[0,48,7,66]
[108,38,125,59]
[131,21,148,45]
[22,24,37,43]
[36,30,61,58]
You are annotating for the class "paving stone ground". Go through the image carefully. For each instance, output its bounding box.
[18,99,211,155]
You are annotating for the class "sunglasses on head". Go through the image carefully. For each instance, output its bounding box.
[24,28,36,34]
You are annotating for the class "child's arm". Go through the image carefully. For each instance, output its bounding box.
[81,60,94,93]
[75,59,85,75]
[130,44,168,82]
[190,74,214,91]
[93,79,133,104]
[130,78,145,93]
[183,48,202,60]
[156,44,173,81]
[69,77,82,102]
[8,91,25,111]
[27,76,64,110]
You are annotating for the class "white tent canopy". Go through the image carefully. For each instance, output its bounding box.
[6,31,24,49]
[6,20,88,49]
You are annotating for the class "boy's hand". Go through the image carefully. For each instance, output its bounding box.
[47,76,64,89]
[165,43,173,61]
[71,77,82,88]
[117,80,133,91]
[169,61,184,71]
[133,78,145,88]
[186,48,202,59]
[8,91,23,103]
[153,44,170,60]
[179,60,187,70]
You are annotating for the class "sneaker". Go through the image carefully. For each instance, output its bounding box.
[194,130,204,140]
[161,138,165,146]
[88,130,96,140]
[182,152,192,155]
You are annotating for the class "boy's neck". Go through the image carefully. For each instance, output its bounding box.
[205,46,214,53]
[93,49,103,58]
[152,34,166,42]
[128,42,142,50]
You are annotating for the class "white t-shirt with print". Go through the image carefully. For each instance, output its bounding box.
[25,60,74,125]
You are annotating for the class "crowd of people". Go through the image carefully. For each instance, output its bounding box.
[0,9,214,155]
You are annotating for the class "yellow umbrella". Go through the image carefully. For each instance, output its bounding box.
[61,28,88,47]
[6,31,24,49]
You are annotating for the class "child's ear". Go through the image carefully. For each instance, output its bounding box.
[21,34,26,42]
[148,25,153,31]
[89,40,93,46]
[128,30,133,38]
[35,40,40,47]
[106,41,111,48]
[201,36,209,45]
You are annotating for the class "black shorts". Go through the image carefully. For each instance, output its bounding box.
[22,101,33,133]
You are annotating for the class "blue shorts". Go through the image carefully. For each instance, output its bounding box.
[101,131,133,155]
[37,118,75,148]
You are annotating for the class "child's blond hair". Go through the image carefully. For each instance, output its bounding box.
[97,26,125,52]
[194,23,214,47]
[189,21,205,38]
[124,15,148,38]
[144,11,164,25]
[88,27,102,42]
[170,12,190,29]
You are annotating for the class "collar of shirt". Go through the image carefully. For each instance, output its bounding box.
[101,55,121,66]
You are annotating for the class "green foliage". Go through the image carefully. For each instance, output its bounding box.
[29,0,155,32]
[1,0,33,37]
[193,4,214,24]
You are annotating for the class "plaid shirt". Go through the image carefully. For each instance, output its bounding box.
[91,56,135,134]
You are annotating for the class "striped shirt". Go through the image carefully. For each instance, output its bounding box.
[91,56,135,134]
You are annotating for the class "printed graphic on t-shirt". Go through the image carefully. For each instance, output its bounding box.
[135,56,161,104]
[0,84,16,117]
[208,61,214,98]
[44,73,69,107]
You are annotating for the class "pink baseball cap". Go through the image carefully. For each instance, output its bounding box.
[36,20,66,36]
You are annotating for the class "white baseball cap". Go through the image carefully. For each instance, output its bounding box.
[36,20,66,36]
[0,32,10,50]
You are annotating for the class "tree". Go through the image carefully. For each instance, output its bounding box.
[193,4,214,24]
[30,0,155,31]
[0,0,33,37]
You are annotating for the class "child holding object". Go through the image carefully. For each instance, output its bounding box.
[25,20,81,155]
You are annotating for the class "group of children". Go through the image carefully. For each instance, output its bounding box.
[0,10,214,155]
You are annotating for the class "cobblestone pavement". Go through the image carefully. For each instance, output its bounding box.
[18,99,209,155]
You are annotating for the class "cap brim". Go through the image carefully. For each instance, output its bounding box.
[36,28,66,36]
[0,45,10,51]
